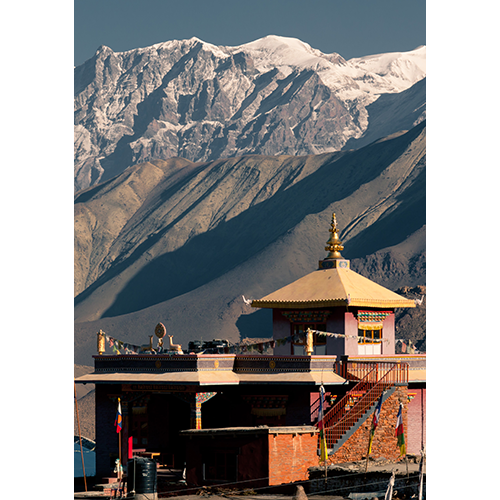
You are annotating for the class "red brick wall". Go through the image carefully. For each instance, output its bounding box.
[268,432,318,485]
[407,387,425,454]
[329,386,408,463]
[184,434,268,487]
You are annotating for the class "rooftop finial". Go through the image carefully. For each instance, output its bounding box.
[318,213,349,269]
[324,213,344,259]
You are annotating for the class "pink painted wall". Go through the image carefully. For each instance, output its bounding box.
[407,387,426,454]
[344,312,359,356]
[381,313,395,355]
[271,308,396,357]
[326,309,347,356]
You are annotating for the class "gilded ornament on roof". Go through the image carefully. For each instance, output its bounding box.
[155,322,167,338]
[97,329,105,355]
[325,213,344,259]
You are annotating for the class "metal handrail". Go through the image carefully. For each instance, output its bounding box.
[319,361,408,449]
[310,360,378,423]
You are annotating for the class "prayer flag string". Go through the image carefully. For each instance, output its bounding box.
[102,327,390,356]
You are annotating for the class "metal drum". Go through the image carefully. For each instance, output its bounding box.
[127,456,157,499]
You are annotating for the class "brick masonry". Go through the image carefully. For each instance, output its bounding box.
[268,431,319,485]
[329,386,409,463]
[181,427,318,487]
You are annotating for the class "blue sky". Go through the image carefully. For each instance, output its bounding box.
[74,0,425,66]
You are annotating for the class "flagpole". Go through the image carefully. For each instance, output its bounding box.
[385,469,396,500]
[318,385,328,490]
[119,429,122,481]
[118,397,122,482]
[396,402,407,476]
[365,392,384,473]
[401,402,408,477]
[365,431,372,473]
[418,446,425,500]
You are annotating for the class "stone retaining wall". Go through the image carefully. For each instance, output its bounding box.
[329,386,408,463]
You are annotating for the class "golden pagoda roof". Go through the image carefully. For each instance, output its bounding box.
[251,213,415,310]
[251,266,415,309]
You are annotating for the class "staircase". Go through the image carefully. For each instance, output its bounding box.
[317,361,408,454]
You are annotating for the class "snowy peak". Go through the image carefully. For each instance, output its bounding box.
[348,45,426,70]
[231,35,336,71]
[95,44,114,56]
[238,34,315,52]
[74,35,426,192]
[348,46,426,89]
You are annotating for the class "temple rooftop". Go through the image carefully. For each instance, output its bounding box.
[252,213,415,310]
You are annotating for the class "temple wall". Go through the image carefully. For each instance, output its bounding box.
[344,313,359,357]
[184,433,268,487]
[406,387,426,454]
[285,390,313,426]
[268,431,319,485]
[326,310,346,356]
[95,385,120,478]
[381,314,395,355]
[183,427,318,487]
[271,308,397,358]
[272,309,291,355]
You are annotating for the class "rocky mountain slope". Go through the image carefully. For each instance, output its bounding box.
[74,388,95,441]
[74,364,95,440]
[74,36,425,192]
[394,285,426,352]
[74,121,425,366]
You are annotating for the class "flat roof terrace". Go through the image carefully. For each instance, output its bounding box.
[75,354,347,386]
[74,354,425,387]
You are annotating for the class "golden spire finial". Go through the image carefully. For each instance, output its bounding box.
[324,213,344,259]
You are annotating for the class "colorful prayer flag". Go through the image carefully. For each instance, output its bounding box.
[396,403,406,456]
[318,385,328,462]
[114,398,122,433]
[368,394,383,454]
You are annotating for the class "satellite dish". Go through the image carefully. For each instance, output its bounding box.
[155,322,166,338]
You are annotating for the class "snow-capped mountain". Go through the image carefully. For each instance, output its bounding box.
[74,35,426,192]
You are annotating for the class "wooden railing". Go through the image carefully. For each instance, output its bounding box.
[320,361,408,449]
[334,360,408,384]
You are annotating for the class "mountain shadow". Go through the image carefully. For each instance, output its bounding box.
[87,122,425,319]
[346,156,426,259]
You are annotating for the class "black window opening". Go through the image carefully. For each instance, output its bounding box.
[291,323,327,355]
[131,409,149,447]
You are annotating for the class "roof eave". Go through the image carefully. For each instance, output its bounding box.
[251,299,415,309]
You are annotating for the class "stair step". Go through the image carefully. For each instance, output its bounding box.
[328,386,397,454]
[98,477,121,484]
